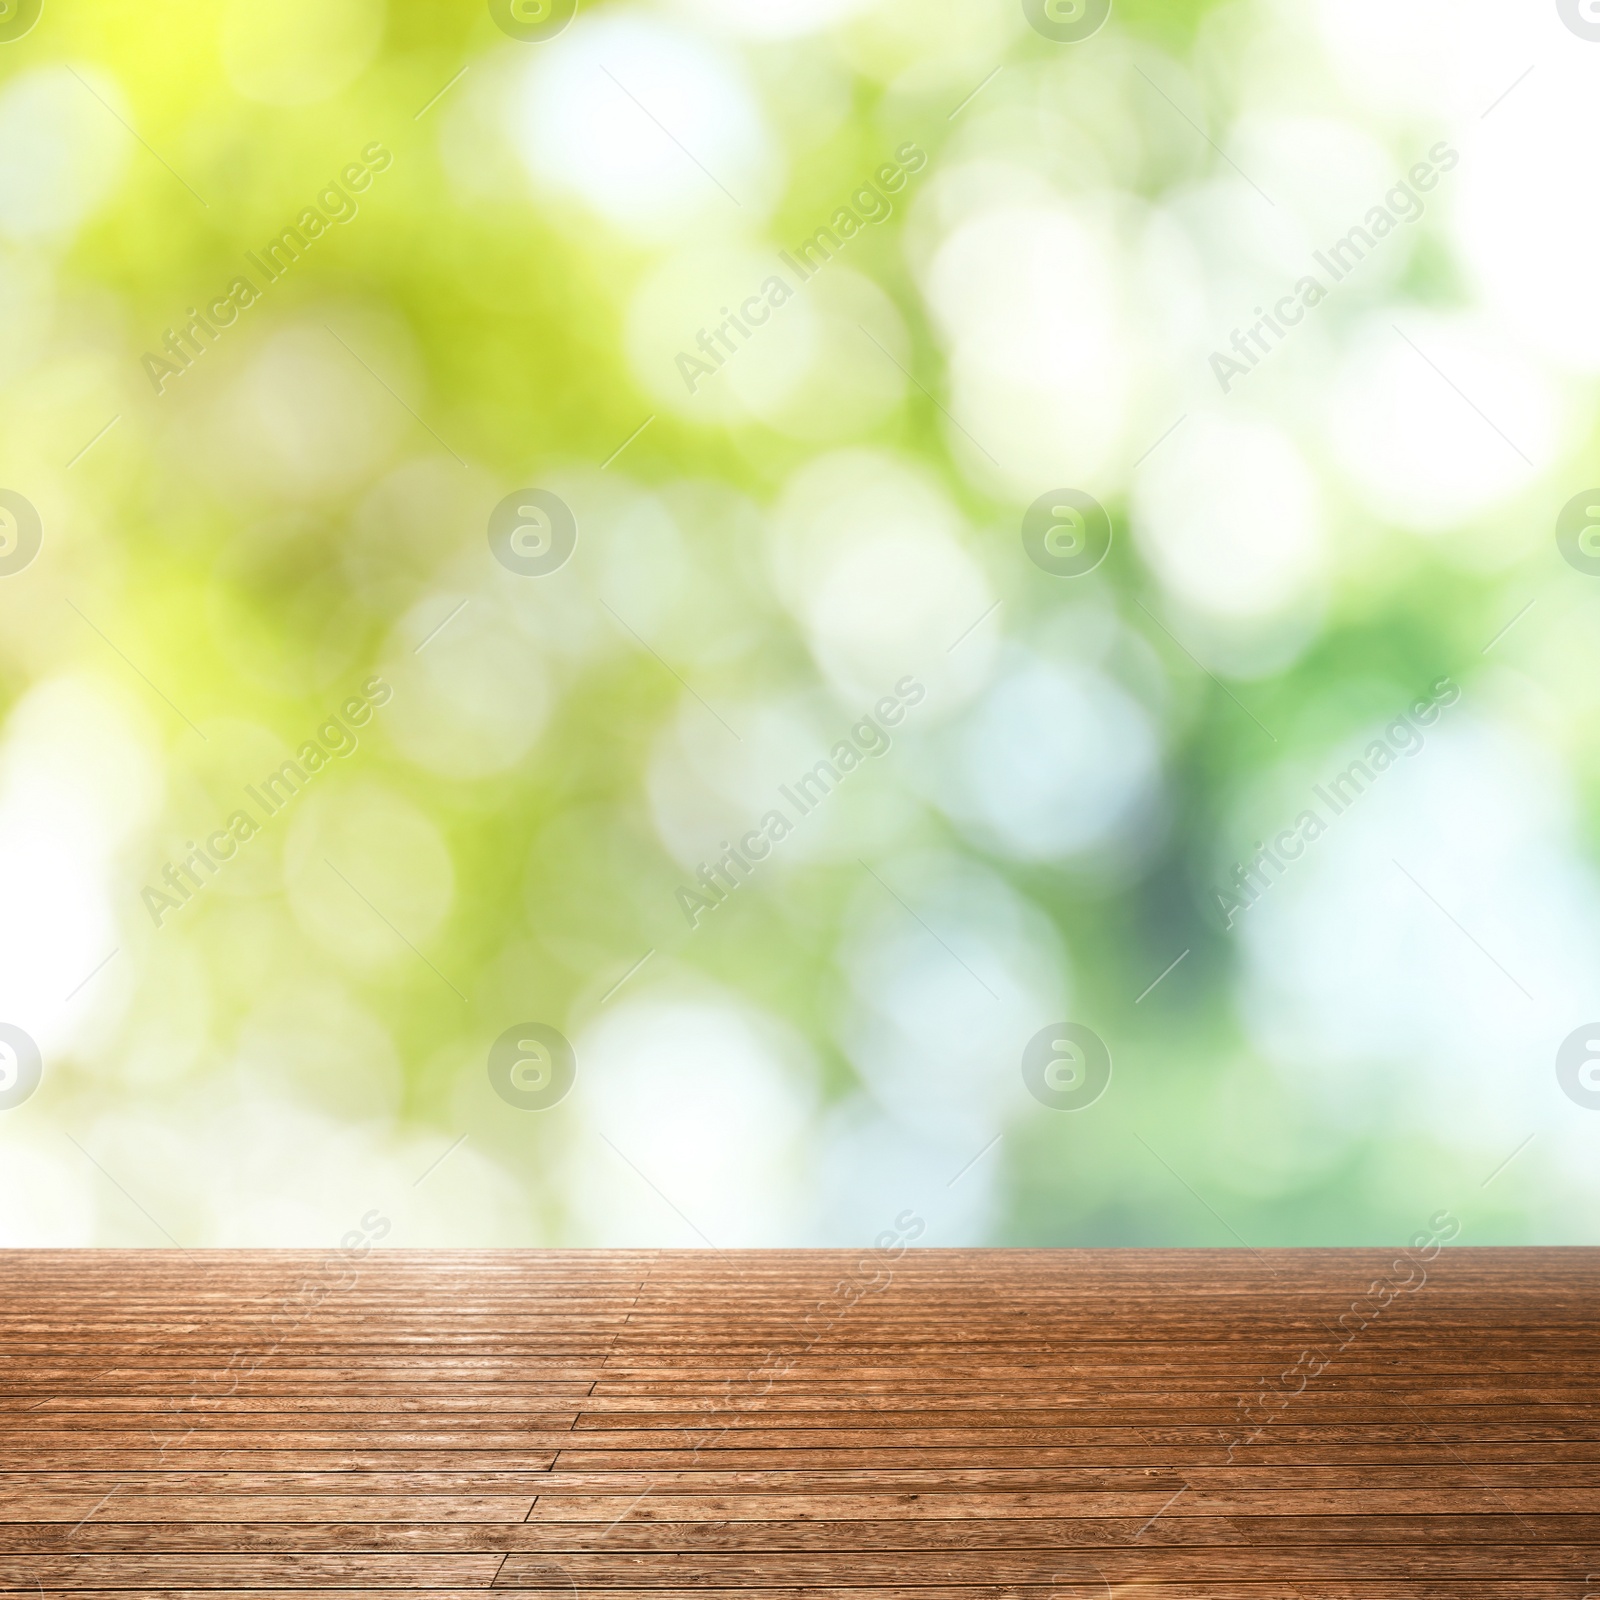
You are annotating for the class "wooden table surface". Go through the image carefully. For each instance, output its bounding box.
[1,1248,1595,1597]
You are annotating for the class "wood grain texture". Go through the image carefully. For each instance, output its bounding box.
[0,1248,1595,1596]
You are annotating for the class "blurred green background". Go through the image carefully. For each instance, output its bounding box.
[2,0,1598,1249]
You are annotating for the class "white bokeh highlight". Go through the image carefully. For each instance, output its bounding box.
[509,9,782,242]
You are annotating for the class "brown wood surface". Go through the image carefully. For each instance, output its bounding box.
[0,1249,1595,1596]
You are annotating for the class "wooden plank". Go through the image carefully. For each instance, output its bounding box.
[0,1556,505,1586]
[0,1501,536,1527]
[497,1545,1595,1580]
[5,1514,1597,1551]
[520,1487,1600,1517]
